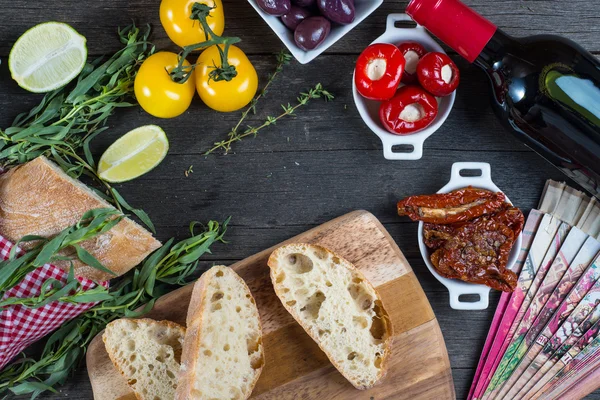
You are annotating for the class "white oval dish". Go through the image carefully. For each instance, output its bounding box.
[352,13,456,160]
[247,0,383,64]
[417,162,523,310]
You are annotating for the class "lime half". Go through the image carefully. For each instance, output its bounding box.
[98,125,169,183]
[9,22,87,93]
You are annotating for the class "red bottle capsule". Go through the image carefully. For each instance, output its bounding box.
[379,85,438,135]
[355,43,405,101]
[417,52,460,96]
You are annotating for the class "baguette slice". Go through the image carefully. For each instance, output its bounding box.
[176,265,265,400]
[268,243,393,389]
[103,318,185,400]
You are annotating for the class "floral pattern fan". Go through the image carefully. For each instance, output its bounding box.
[468,180,600,400]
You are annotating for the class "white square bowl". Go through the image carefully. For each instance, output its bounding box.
[247,0,384,64]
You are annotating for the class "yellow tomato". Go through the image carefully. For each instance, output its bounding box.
[160,0,225,48]
[195,45,258,112]
[134,52,196,118]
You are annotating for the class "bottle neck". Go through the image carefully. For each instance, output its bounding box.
[406,0,498,63]
[474,30,513,71]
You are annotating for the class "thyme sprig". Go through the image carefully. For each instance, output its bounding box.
[0,24,156,232]
[229,50,292,139]
[206,83,334,155]
[0,217,229,398]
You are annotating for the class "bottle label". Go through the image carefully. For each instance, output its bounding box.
[541,64,600,126]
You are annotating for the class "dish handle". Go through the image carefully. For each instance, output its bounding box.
[381,134,424,160]
[449,162,493,186]
[385,13,424,33]
[448,285,490,310]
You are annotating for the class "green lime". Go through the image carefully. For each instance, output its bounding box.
[98,125,169,183]
[9,22,87,93]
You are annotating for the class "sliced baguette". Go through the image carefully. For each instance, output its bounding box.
[103,318,185,400]
[268,243,393,389]
[176,265,265,400]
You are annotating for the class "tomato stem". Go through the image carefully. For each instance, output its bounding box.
[170,2,241,83]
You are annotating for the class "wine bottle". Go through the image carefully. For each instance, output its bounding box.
[406,0,600,198]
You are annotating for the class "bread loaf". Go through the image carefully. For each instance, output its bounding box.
[103,318,185,400]
[0,156,161,281]
[268,243,393,389]
[176,265,264,400]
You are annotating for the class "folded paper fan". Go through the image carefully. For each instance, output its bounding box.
[469,180,600,400]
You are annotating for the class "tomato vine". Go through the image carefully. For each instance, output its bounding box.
[169,2,241,83]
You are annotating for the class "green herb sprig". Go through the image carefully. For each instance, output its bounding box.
[0,208,122,296]
[0,24,153,167]
[226,50,292,143]
[0,278,112,310]
[0,217,229,398]
[204,51,333,155]
[0,208,121,311]
[206,82,334,155]
[0,24,156,232]
[0,22,230,399]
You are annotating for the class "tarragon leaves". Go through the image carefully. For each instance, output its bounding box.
[0,217,229,398]
[0,209,121,296]
[0,22,230,400]
[0,24,156,232]
[110,188,156,234]
[1,24,154,166]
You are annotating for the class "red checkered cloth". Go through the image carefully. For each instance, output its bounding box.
[0,235,109,370]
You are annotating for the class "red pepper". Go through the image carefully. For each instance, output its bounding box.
[397,42,427,84]
[354,43,405,101]
[416,52,460,97]
[379,85,438,135]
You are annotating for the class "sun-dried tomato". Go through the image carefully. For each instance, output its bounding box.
[423,223,457,249]
[399,186,524,292]
[423,206,524,251]
[397,187,506,224]
[428,208,524,292]
[494,205,525,238]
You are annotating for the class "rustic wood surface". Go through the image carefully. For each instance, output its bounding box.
[87,211,455,399]
[1,0,599,398]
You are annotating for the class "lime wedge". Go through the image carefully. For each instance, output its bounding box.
[9,22,87,93]
[98,125,169,183]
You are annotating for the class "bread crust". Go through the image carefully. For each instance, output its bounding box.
[176,273,209,399]
[102,318,185,400]
[267,243,393,389]
[0,156,161,281]
[176,266,264,400]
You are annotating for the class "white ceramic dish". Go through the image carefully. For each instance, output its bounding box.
[416,162,523,310]
[352,13,456,160]
[247,0,383,64]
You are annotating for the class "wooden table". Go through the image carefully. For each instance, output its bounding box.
[1,0,599,398]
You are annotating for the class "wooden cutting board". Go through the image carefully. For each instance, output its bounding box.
[86,210,455,399]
